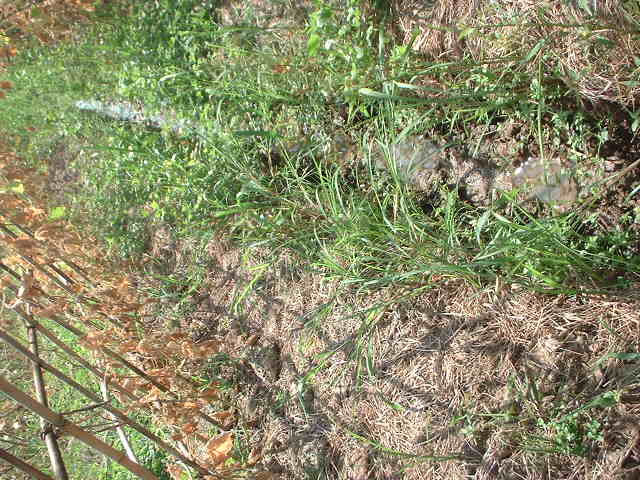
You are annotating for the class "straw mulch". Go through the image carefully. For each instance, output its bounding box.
[394,0,640,105]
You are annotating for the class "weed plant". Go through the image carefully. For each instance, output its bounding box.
[1,0,637,294]
[98,2,640,291]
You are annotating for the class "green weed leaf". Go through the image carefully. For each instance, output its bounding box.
[458,28,476,41]
[49,206,67,220]
[521,39,546,64]
[307,33,321,56]
[1,181,25,194]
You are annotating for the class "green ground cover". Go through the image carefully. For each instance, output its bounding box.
[4,0,638,293]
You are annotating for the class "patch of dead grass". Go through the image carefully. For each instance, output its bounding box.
[393,0,640,105]
[142,231,640,478]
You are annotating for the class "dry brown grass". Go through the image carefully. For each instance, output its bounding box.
[155,231,640,479]
[394,0,640,105]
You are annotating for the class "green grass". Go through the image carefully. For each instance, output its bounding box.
[3,0,637,294]
[2,0,640,476]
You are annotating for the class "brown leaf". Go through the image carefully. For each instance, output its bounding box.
[27,206,47,217]
[200,387,219,401]
[33,226,63,244]
[272,64,290,74]
[139,387,163,404]
[118,302,142,313]
[212,411,235,429]
[34,304,66,318]
[247,446,262,465]
[121,377,141,393]
[168,332,188,341]
[181,339,221,359]
[36,32,50,44]
[117,340,138,353]
[212,410,232,422]
[181,422,198,434]
[205,432,233,465]
[181,401,199,410]
[6,270,37,308]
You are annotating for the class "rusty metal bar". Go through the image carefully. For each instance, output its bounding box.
[0,446,56,480]
[0,376,160,480]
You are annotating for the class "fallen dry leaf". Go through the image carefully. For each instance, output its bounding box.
[212,410,233,422]
[200,387,219,401]
[205,432,233,465]
[181,422,198,434]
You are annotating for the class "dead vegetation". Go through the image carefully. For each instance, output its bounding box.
[0,0,97,48]
[137,224,640,478]
[394,0,640,105]
[0,144,276,479]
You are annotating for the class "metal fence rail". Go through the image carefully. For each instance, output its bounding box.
[0,209,221,478]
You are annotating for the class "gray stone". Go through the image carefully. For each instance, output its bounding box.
[374,136,444,189]
[512,157,578,205]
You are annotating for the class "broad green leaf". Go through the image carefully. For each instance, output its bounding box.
[49,206,66,220]
[307,33,321,56]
